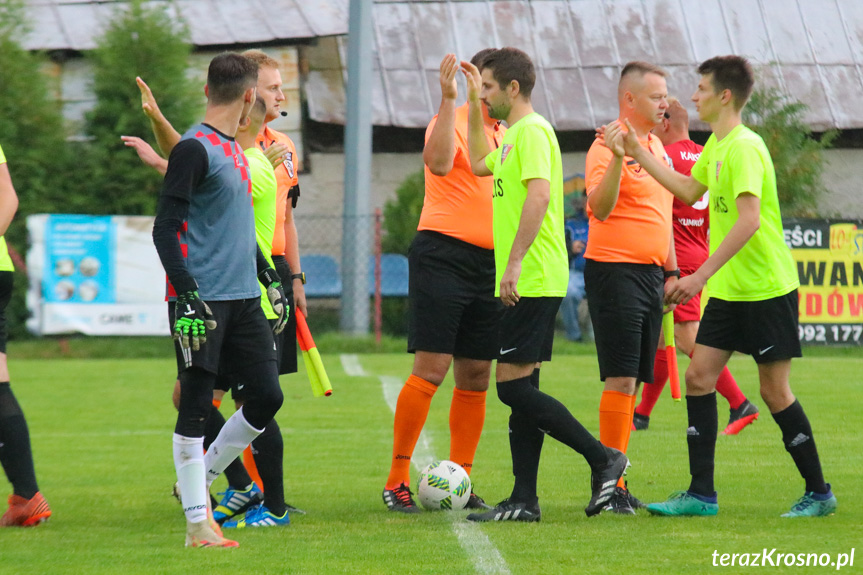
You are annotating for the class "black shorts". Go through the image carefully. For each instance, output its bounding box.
[272,255,298,376]
[0,271,12,354]
[696,290,802,363]
[168,298,277,376]
[584,259,664,382]
[407,231,501,360]
[497,297,561,364]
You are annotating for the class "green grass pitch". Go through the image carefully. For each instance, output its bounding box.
[1,350,860,574]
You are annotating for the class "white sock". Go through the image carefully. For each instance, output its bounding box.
[204,407,263,486]
[173,434,207,524]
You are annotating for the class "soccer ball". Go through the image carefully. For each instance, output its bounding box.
[417,460,471,510]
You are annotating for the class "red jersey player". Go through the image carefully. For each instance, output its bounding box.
[633,99,759,435]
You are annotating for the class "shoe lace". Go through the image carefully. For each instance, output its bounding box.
[393,484,416,507]
[790,495,814,512]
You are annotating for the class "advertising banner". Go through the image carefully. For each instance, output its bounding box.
[26,214,169,336]
[784,218,863,345]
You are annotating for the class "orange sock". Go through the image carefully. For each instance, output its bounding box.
[385,375,438,489]
[599,390,635,488]
[243,447,263,491]
[448,388,486,476]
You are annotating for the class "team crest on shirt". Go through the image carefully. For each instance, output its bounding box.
[282,151,295,178]
[715,160,723,180]
[501,144,513,164]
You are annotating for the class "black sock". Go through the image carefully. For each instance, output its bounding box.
[204,404,252,490]
[686,392,718,498]
[771,400,828,494]
[508,369,544,504]
[252,419,286,516]
[498,374,606,468]
[0,382,39,499]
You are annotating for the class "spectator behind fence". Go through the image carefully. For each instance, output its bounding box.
[560,191,592,342]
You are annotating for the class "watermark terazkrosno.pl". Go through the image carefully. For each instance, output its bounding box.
[712,549,855,570]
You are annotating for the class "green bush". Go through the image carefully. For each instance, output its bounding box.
[743,86,837,217]
[381,169,424,255]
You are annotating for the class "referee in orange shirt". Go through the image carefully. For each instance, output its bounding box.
[382,51,503,513]
[584,61,679,514]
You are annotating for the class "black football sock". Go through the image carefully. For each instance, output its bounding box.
[497,374,606,468]
[686,392,718,498]
[772,400,828,494]
[0,382,39,499]
[204,403,252,490]
[252,419,287,516]
[508,369,544,505]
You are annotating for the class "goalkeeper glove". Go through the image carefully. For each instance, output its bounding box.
[173,290,217,355]
[259,267,289,334]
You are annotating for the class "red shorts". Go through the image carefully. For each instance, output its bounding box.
[673,291,702,323]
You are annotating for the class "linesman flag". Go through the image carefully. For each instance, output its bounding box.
[296,309,333,397]
[663,311,681,402]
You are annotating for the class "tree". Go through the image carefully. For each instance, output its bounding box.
[743,85,837,217]
[0,0,81,338]
[85,0,199,215]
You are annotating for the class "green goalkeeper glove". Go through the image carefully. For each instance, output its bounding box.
[173,290,217,356]
[259,267,289,334]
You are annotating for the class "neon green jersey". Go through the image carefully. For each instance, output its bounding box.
[246,147,278,319]
[484,113,567,297]
[690,124,798,301]
[0,145,13,272]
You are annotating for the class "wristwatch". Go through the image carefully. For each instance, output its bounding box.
[663,269,681,279]
[291,272,306,285]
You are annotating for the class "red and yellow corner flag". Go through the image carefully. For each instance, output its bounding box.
[296,309,332,397]
[663,311,681,402]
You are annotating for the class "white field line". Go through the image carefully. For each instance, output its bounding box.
[339,353,367,376]
[342,354,511,575]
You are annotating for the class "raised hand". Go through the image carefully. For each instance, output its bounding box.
[136,77,163,122]
[460,60,482,103]
[121,136,167,175]
[439,53,459,101]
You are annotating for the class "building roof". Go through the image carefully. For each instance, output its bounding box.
[23,0,863,131]
[21,0,349,50]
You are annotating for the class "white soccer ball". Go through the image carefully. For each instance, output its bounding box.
[417,460,471,510]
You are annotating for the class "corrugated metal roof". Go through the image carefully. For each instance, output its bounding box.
[21,0,350,50]
[21,0,863,130]
[305,0,863,131]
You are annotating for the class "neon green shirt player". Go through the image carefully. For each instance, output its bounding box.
[0,145,13,273]
[461,48,628,523]
[691,125,799,301]
[613,55,834,519]
[485,112,568,298]
[245,146,279,320]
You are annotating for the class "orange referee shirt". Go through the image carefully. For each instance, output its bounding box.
[584,132,673,265]
[256,125,299,257]
[419,103,504,249]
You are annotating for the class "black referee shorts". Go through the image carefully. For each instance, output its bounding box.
[0,271,12,354]
[168,298,277,376]
[584,259,664,382]
[696,290,802,363]
[407,231,501,360]
[497,297,561,364]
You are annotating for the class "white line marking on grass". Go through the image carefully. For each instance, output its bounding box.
[359,362,510,575]
[340,354,367,376]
